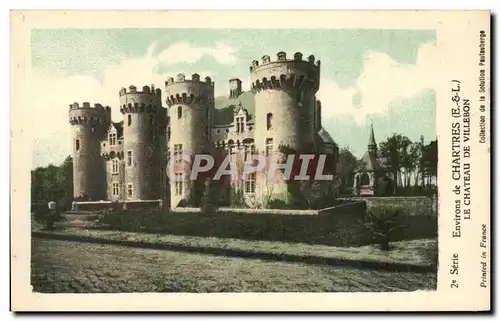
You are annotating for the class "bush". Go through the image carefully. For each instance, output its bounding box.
[361,206,406,250]
[33,209,64,230]
[230,189,247,208]
[201,179,219,213]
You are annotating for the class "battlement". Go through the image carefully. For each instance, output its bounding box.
[68,102,111,111]
[165,73,214,107]
[250,51,321,72]
[119,85,162,97]
[119,84,162,114]
[250,52,321,93]
[69,102,111,125]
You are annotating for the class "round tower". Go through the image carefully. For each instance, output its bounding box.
[119,85,163,200]
[251,51,320,153]
[165,73,214,206]
[69,102,111,200]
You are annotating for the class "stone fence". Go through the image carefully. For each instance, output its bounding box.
[172,200,366,216]
[342,196,437,216]
[72,199,163,211]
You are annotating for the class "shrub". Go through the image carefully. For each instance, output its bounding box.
[201,179,219,213]
[33,209,64,230]
[361,206,406,250]
[230,189,247,208]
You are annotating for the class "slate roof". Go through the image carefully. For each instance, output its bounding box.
[317,128,337,146]
[213,91,255,126]
[111,121,124,138]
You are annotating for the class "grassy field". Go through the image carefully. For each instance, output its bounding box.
[31,238,436,293]
[67,208,437,247]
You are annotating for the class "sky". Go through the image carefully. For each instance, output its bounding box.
[30,28,437,168]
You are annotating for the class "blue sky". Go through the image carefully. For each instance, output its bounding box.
[30,28,437,168]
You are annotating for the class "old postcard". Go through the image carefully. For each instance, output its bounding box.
[10,10,491,311]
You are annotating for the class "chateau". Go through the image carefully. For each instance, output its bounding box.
[69,52,339,209]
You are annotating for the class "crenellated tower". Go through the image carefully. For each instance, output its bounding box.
[165,73,214,207]
[251,51,320,153]
[119,85,164,200]
[69,102,111,200]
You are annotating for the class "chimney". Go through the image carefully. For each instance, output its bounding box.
[229,78,242,99]
[315,100,322,131]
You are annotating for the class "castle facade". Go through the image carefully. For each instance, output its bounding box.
[69,52,339,209]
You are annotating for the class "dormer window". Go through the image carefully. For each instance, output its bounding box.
[109,133,117,146]
[236,116,245,133]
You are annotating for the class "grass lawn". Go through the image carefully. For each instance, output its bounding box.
[31,238,436,293]
[37,227,437,269]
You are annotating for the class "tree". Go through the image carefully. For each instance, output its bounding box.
[379,134,412,191]
[406,141,423,187]
[422,140,438,185]
[31,156,73,211]
[336,147,358,194]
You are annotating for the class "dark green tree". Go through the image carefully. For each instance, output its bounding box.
[336,147,358,194]
[379,134,412,191]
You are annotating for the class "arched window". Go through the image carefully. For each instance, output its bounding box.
[360,173,370,185]
[177,106,182,119]
[266,113,273,130]
[128,115,132,126]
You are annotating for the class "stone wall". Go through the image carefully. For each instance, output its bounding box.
[345,196,437,216]
[72,200,163,211]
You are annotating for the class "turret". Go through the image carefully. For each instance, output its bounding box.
[119,85,164,200]
[164,73,214,207]
[250,51,321,204]
[251,51,320,152]
[68,102,111,200]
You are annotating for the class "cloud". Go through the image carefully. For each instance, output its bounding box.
[318,43,438,124]
[29,41,237,167]
[157,41,239,65]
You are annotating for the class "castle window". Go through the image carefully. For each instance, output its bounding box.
[127,183,133,198]
[173,144,183,163]
[112,183,119,196]
[175,173,184,196]
[109,133,117,146]
[112,159,119,174]
[128,115,132,126]
[265,138,274,156]
[236,116,245,133]
[150,114,154,124]
[266,113,273,130]
[91,126,96,136]
[244,144,256,162]
[244,173,256,194]
[75,139,80,151]
[127,151,132,166]
[177,106,182,119]
[167,127,171,140]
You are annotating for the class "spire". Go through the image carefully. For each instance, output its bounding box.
[368,121,377,154]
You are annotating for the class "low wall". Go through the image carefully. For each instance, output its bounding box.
[73,200,163,211]
[173,207,318,215]
[173,201,366,216]
[344,196,437,216]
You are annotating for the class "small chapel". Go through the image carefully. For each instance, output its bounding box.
[353,123,394,196]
